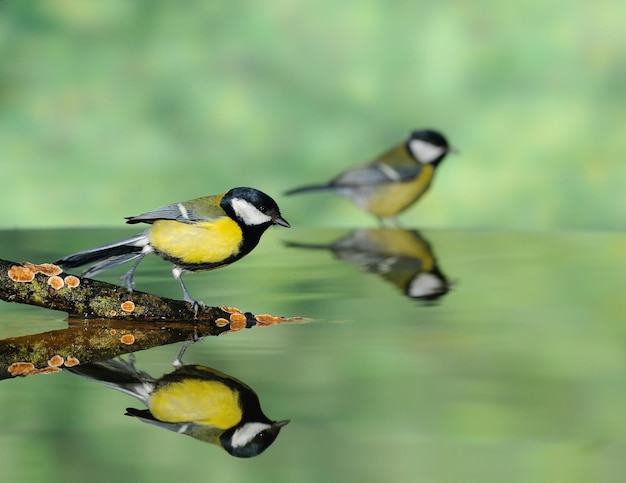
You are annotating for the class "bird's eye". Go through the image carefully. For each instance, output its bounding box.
[258,206,267,213]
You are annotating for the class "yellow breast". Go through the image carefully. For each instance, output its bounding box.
[149,379,243,429]
[365,164,435,218]
[148,218,243,266]
[362,229,434,270]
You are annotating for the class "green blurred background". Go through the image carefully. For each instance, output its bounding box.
[1,0,624,230]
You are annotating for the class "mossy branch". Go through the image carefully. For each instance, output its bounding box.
[0,258,291,324]
[0,257,303,380]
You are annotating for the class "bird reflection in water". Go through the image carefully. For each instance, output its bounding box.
[287,228,452,302]
[66,344,289,458]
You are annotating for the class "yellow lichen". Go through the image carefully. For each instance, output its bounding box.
[22,262,63,276]
[48,355,64,367]
[120,334,135,345]
[229,312,247,324]
[47,275,65,290]
[121,300,135,312]
[255,314,282,326]
[64,356,80,367]
[229,319,247,331]
[64,275,80,288]
[221,305,242,314]
[8,362,36,377]
[34,367,62,375]
[8,265,35,282]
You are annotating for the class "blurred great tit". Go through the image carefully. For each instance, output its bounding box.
[287,228,451,301]
[285,130,453,224]
[55,187,290,312]
[66,349,289,458]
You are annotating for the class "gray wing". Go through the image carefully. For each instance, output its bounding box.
[125,408,223,444]
[331,161,423,187]
[125,201,219,225]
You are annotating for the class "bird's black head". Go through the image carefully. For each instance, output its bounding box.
[221,187,290,229]
[220,419,290,458]
[406,129,453,166]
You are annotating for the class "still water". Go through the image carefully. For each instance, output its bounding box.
[1,227,625,482]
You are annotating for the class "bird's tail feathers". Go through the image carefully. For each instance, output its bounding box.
[284,184,333,196]
[55,232,149,276]
[284,240,332,250]
[65,358,156,405]
[81,253,143,277]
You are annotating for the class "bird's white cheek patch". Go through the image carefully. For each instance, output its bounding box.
[231,422,273,448]
[231,198,272,225]
[408,273,444,298]
[409,139,445,164]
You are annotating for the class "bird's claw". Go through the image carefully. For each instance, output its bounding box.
[187,298,205,318]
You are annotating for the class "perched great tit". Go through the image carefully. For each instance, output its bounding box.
[65,348,289,458]
[286,228,451,301]
[285,130,454,224]
[55,187,290,312]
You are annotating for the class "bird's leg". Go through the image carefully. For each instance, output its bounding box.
[172,266,205,316]
[114,352,143,377]
[173,330,201,368]
[379,216,402,228]
[173,341,191,368]
[126,352,140,373]
[389,217,403,228]
[120,252,148,292]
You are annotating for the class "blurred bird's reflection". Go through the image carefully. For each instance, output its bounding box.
[288,228,452,301]
[66,344,289,458]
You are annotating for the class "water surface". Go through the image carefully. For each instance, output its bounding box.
[1,227,625,482]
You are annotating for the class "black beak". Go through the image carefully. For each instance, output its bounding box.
[274,216,290,228]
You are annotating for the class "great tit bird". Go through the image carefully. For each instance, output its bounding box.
[66,348,289,458]
[55,187,290,312]
[286,228,451,301]
[285,129,453,224]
